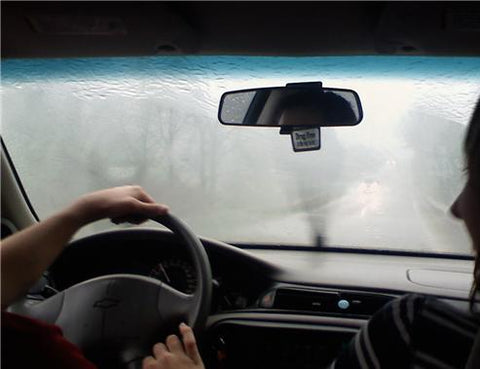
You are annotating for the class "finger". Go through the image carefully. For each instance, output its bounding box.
[111,214,149,224]
[127,185,164,210]
[142,356,159,369]
[166,334,183,354]
[179,323,202,365]
[111,202,169,224]
[111,217,124,224]
[131,200,170,217]
[125,186,169,214]
[134,187,157,204]
[153,342,168,359]
[111,214,148,225]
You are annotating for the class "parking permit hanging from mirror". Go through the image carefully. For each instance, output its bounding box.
[290,127,321,152]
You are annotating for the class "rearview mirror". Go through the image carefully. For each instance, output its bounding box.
[218,83,363,127]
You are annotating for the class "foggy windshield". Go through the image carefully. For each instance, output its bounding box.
[2,56,479,254]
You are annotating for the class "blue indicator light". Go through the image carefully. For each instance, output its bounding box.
[338,299,350,310]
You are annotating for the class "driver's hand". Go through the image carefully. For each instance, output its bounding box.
[143,323,205,369]
[68,185,169,226]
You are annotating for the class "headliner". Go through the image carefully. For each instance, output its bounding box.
[2,1,480,59]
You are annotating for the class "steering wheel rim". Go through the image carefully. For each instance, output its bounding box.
[151,213,212,332]
[17,213,212,368]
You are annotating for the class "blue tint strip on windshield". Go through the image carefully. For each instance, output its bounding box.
[2,56,480,82]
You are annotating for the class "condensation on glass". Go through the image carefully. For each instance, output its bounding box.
[2,56,479,254]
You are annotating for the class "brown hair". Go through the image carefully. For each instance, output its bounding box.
[466,99,480,187]
[467,98,480,310]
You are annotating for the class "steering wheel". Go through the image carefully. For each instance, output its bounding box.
[17,214,212,369]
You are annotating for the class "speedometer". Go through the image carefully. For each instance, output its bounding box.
[150,258,197,294]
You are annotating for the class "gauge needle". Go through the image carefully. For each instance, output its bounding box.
[159,263,171,284]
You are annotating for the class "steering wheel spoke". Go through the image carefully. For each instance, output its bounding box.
[158,283,195,323]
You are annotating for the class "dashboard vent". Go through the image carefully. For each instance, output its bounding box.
[270,288,394,317]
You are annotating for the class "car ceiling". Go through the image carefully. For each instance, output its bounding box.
[2,1,480,59]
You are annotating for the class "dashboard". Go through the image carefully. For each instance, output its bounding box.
[46,229,276,315]
[29,228,475,369]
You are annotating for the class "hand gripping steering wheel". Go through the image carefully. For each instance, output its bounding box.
[19,214,212,369]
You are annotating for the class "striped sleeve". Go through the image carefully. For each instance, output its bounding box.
[411,297,479,368]
[332,294,423,369]
[331,294,480,369]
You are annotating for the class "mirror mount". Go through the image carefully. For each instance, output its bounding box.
[285,81,323,88]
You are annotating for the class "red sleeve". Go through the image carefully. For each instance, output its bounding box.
[1,311,98,369]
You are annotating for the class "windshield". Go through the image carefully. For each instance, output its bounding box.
[2,56,479,254]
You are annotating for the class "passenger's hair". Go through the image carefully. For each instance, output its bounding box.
[466,98,480,188]
[467,98,480,310]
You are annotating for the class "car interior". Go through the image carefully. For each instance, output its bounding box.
[2,2,480,369]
